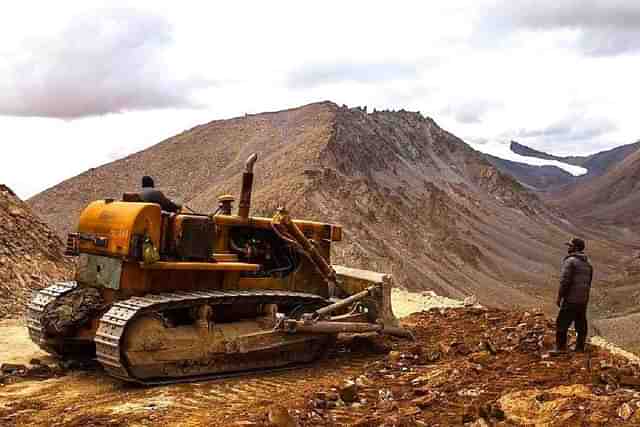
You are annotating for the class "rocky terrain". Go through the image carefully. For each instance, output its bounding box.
[282,306,640,426]
[27,102,627,312]
[0,185,72,319]
[3,303,640,426]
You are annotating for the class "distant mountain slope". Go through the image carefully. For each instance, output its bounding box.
[548,147,640,229]
[28,102,622,309]
[509,142,564,163]
[511,140,640,177]
[483,154,576,190]
[486,140,640,191]
[0,185,72,318]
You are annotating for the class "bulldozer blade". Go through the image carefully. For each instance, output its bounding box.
[333,265,399,327]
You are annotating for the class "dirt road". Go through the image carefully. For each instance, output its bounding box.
[0,337,388,426]
[0,289,436,427]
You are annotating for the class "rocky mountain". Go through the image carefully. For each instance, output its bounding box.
[547,147,640,232]
[511,140,640,177]
[0,185,73,319]
[486,141,640,191]
[484,154,576,190]
[30,102,628,312]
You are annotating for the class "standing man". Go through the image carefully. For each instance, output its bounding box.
[555,237,593,353]
[140,176,182,213]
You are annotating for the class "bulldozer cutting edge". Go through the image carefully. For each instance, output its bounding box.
[26,153,407,384]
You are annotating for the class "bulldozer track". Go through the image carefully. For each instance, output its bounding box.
[25,281,78,354]
[95,289,328,384]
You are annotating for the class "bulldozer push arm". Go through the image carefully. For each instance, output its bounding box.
[271,208,411,339]
[276,277,413,339]
[271,207,341,296]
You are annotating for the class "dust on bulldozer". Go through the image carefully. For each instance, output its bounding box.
[26,153,410,384]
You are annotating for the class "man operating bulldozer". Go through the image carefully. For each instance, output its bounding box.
[554,237,593,353]
[140,176,182,213]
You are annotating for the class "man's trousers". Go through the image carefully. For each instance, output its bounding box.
[556,302,588,351]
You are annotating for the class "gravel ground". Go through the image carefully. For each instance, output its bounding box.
[390,288,465,318]
[591,336,640,364]
[395,288,639,364]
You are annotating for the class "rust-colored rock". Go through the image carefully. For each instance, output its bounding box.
[388,350,402,364]
[619,375,640,387]
[267,405,297,427]
[617,402,634,420]
[411,395,436,409]
[0,185,72,319]
[470,351,492,365]
[338,380,358,403]
[286,308,640,426]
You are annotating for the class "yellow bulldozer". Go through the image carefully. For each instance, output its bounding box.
[27,154,408,384]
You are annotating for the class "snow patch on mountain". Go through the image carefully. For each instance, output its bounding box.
[468,140,588,176]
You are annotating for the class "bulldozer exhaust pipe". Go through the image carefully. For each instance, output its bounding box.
[239,153,258,218]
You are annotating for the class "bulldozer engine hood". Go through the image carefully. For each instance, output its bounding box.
[76,200,161,258]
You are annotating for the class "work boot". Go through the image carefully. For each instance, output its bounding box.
[549,347,568,356]
[550,330,568,355]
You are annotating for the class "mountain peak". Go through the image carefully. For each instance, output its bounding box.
[28,102,570,310]
[509,141,560,162]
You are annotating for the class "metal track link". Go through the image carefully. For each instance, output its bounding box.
[26,282,78,354]
[95,289,327,384]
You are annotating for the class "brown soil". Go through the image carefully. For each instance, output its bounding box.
[0,333,383,427]
[264,307,640,426]
[2,305,640,426]
[0,319,50,365]
[0,185,72,319]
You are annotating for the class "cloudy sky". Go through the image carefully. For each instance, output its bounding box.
[2,0,640,198]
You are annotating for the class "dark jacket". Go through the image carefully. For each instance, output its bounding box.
[140,188,181,213]
[558,252,593,305]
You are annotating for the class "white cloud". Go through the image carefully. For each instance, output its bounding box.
[503,111,618,154]
[442,100,502,124]
[287,62,420,89]
[0,8,213,119]
[2,1,640,198]
[479,0,640,56]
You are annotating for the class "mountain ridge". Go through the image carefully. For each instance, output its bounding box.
[511,140,640,177]
[28,101,625,312]
[483,153,575,190]
[483,140,640,191]
[548,146,640,231]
